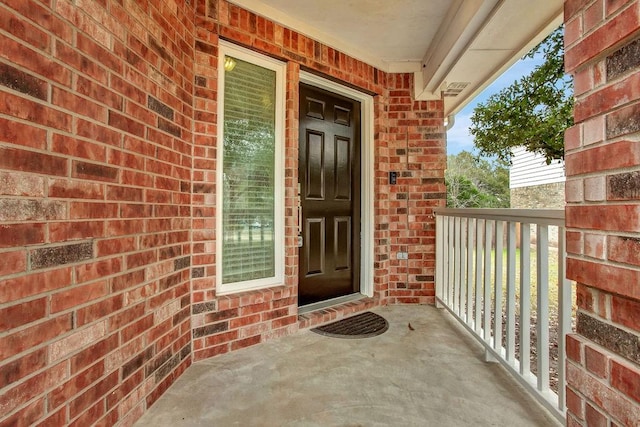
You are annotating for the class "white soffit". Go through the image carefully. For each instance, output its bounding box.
[228,0,563,115]
[439,0,564,115]
[228,0,451,71]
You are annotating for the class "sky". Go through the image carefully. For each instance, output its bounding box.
[446,55,543,155]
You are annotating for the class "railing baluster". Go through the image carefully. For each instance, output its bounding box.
[494,221,504,352]
[506,222,517,364]
[454,217,462,315]
[442,216,448,305]
[483,220,493,342]
[475,219,483,333]
[447,216,455,305]
[557,226,571,412]
[460,218,468,318]
[466,218,475,324]
[520,223,531,376]
[536,224,550,392]
[435,214,443,304]
[442,216,448,304]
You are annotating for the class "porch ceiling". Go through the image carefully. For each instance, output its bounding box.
[229,0,563,116]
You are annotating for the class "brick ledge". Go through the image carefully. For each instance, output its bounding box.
[298,297,377,329]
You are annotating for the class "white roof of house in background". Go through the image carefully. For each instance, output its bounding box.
[509,146,565,189]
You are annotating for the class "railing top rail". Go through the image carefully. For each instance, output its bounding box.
[433,208,565,226]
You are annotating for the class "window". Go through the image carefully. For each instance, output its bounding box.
[216,42,285,294]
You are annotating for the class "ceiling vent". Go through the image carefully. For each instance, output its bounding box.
[443,82,470,97]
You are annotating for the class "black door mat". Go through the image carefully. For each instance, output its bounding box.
[311,312,388,339]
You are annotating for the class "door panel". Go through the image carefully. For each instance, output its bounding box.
[304,218,325,276]
[334,216,351,271]
[334,137,351,200]
[305,130,325,200]
[298,83,361,306]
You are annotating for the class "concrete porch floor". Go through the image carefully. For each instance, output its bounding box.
[135,305,560,426]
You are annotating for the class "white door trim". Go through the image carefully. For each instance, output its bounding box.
[299,72,374,298]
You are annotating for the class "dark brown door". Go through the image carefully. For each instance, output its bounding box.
[298,83,361,306]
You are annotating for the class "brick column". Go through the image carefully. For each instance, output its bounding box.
[385,74,445,304]
[564,0,640,425]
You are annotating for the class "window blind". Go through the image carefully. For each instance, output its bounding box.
[222,56,276,284]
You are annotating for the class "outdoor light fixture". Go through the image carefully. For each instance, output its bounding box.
[224,56,237,71]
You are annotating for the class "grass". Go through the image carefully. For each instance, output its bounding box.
[496,246,576,316]
[447,244,576,316]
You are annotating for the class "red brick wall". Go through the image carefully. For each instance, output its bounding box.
[187,0,445,359]
[384,74,445,304]
[0,1,195,425]
[0,0,446,424]
[564,0,640,425]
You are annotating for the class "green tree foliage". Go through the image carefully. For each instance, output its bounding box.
[469,27,572,164]
[445,151,510,208]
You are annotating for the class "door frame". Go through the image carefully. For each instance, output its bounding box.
[299,71,374,299]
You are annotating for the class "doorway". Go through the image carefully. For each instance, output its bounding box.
[298,83,361,306]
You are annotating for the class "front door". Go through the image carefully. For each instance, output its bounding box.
[298,83,361,306]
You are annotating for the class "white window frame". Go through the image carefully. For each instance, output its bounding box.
[216,41,286,295]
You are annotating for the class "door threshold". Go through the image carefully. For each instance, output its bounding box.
[298,294,376,329]
[298,293,363,315]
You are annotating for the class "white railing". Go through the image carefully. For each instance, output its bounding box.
[434,208,572,422]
